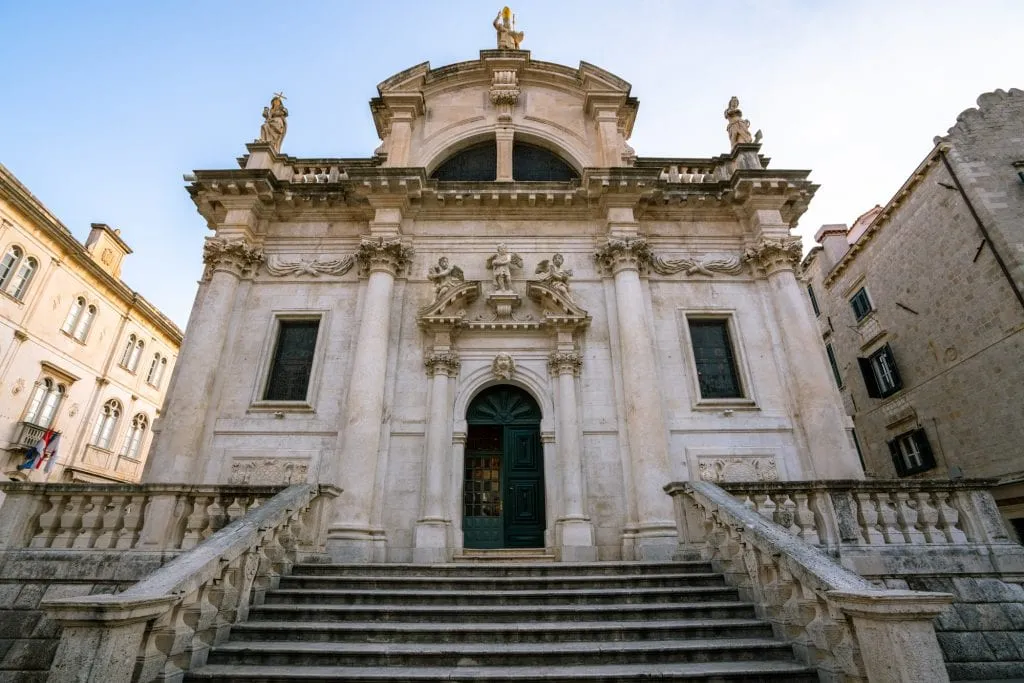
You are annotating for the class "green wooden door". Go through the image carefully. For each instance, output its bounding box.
[463,386,545,549]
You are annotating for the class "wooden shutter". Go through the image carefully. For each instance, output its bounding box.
[913,429,936,470]
[858,356,881,398]
[882,344,903,392]
[888,438,907,476]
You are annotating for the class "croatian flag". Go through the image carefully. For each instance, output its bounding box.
[42,433,62,473]
[17,430,55,470]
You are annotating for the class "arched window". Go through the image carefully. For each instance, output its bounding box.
[146,353,167,386]
[91,399,122,450]
[9,256,37,300]
[430,139,579,182]
[62,297,85,334]
[74,305,96,342]
[24,378,65,428]
[128,339,144,372]
[0,246,23,290]
[120,413,148,459]
[120,334,137,368]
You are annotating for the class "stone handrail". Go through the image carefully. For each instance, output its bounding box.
[0,483,286,552]
[41,483,339,683]
[666,480,954,683]
[288,162,347,183]
[658,164,717,183]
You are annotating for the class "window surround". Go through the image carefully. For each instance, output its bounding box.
[119,333,145,373]
[248,311,329,413]
[888,427,936,477]
[0,244,38,303]
[23,377,66,429]
[857,343,902,399]
[849,286,874,322]
[679,309,757,411]
[60,296,97,343]
[825,342,844,389]
[90,398,123,451]
[806,283,821,317]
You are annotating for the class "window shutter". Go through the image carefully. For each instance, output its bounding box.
[883,344,903,391]
[858,357,881,398]
[914,429,936,470]
[888,438,907,476]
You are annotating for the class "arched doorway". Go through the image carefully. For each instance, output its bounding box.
[463,385,545,548]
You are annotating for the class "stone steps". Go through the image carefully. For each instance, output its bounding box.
[186,561,816,682]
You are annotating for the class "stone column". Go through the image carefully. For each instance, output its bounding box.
[743,234,863,479]
[143,236,263,483]
[596,237,678,559]
[326,236,413,562]
[449,431,467,551]
[548,351,597,562]
[495,128,514,182]
[414,352,460,564]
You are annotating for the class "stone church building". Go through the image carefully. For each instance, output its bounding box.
[145,43,863,565]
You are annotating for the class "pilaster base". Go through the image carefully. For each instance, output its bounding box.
[412,519,451,565]
[325,524,385,563]
[558,517,598,563]
[634,522,679,561]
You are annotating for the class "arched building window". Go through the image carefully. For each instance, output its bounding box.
[0,246,23,289]
[147,353,168,387]
[91,399,122,450]
[24,378,65,428]
[430,139,579,182]
[120,413,148,460]
[62,297,97,342]
[120,334,144,371]
[9,257,37,300]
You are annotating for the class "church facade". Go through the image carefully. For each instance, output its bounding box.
[145,46,862,563]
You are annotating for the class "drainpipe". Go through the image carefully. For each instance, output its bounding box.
[938,148,1024,312]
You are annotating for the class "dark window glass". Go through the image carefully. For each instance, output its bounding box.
[887,428,936,477]
[807,284,821,317]
[857,343,902,399]
[689,319,742,399]
[264,320,319,401]
[826,343,843,388]
[1010,518,1024,544]
[431,141,497,181]
[850,287,872,321]
[512,142,578,181]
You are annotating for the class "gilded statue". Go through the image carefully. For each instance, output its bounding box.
[724,95,753,147]
[493,6,524,50]
[427,256,465,297]
[486,243,523,292]
[259,92,288,153]
[535,253,574,298]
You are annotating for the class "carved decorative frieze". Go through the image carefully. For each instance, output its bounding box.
[228,458,308,485]
[492,353,516,380]
[548,351,583,376]
[424,352,461,377]
[595,237,651,275]
[699,456,779,483]
[650,253,745,277]
[356,236,414,276]
[202,237,264,279]
[489,69,521,106]
[265,254,355,277]
[742,236,802,275]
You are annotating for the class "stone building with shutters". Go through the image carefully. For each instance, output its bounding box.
[144,43,863,564]
[0,164,182,485]
[801,88,1024,539]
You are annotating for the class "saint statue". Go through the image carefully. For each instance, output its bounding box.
[486,243,522,292]
[259,92,289,153]
[535,253,574,298]
[426,256,465,297]
[724,96,753,147]
[493,6,524,50]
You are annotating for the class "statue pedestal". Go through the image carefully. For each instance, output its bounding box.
[485,290,522,320]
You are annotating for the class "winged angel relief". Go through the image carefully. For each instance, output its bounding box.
[486,243,522,293]
[427,257,465,297]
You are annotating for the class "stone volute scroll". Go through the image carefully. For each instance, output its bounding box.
[356,235,415,277]
[492,352,516,380]
[202,237,264,280]
[265,254,355,277]
[535,253,574,300]
[547,351,583,377]
[427,257,465,299]
[424,351,461,377]
[742,236,803,275]
[594,237,652,276]
[724,96,753,148]
[493,6,524,49]
[649,253,746,277]
[258,92,288,154]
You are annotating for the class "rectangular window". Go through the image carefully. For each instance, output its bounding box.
[857,343,902,398]
[849,287,873,321]
[807,284,821,317]
[888,428,936,476]
[688,319,743,399]
[263,320,320,401]
[825,343,843,388]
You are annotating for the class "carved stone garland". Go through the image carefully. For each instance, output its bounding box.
[650,253,745,277]
[265,254,355,277]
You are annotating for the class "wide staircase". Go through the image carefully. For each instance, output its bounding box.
[186,560,817,682]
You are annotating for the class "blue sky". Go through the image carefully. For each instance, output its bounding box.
[1,1,1021,326]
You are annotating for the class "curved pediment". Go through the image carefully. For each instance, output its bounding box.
[371,51,638,173]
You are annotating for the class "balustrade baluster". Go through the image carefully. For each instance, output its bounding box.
[181,495,211,550]
[875,493,905,545]
[30,492,65,548]
[52,494,87,548]
[73,494,108,549]
[116,494,146,549]
[854,493,885,545]
[792,492,820,545]
[913,492,945,544]
[934,491,969,543]
[894,492,926,545]
[94,495,125,549]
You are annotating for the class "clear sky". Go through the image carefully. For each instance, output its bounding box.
[1,1,1020,326]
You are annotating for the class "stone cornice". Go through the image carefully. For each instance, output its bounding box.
[0,164,183,344]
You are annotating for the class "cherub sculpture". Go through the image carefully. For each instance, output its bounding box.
[535,253,574,298]
[486,243,522,292]
[427,256,465,297]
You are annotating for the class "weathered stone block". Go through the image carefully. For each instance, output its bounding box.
[0,638,58,670]
[983,631,1024,662]
[937,631,998,662]
[12,584,45,609]
[0,585,20,609]
[954,603,1015,631]
[0,612,40,639]
[934,604,966,631]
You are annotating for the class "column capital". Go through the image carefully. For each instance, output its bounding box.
[424,351,460,377]
[548,351,583,376]
[357,236,414,277]
[594,237,651,276]
[202,237,264,280]
[742,236,802,276]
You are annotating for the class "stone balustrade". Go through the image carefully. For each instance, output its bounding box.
[0,483,289,553]
[40,483,339,683]
[289,162,347,184]
[667,480,954,683]
[705,479,1023,577]
[658,164,717,183]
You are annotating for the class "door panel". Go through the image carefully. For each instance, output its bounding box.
[463,428,503,549]
[503,426,544,547]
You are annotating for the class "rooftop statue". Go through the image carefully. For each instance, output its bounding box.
[724,95,753,147]
[493,6,524,50]
[259,92,288,153]
[487,243,523,293]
